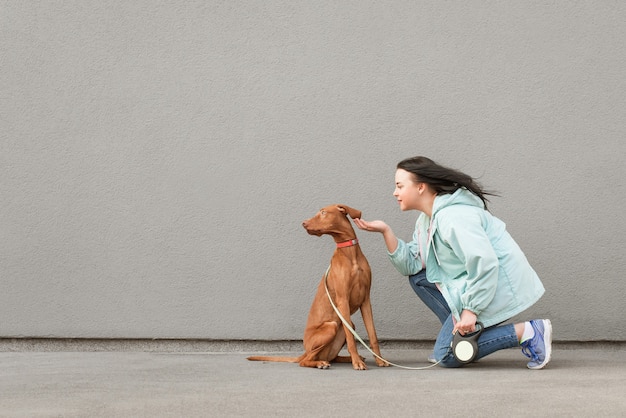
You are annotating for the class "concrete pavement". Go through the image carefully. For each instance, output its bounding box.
[1,344,625,417]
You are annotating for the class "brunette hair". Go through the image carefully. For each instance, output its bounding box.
[396,156,497,210]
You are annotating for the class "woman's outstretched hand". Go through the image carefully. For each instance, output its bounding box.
[353,218,398,253]
[353,218,389,233]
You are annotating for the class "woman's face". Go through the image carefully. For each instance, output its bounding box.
[394,169,422,211]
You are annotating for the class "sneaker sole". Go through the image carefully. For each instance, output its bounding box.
[528,319,552,370]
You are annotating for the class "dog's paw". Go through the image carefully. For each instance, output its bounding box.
[376,359,391,367]
[352,360,368,370]
[316,361,331,369]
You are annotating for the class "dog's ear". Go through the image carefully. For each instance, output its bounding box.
[337,205,362,219]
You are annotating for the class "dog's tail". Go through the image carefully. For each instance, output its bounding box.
[246,355,302,363]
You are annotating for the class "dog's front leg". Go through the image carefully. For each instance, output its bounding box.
[360,297,389,367]
[336,300,367,370]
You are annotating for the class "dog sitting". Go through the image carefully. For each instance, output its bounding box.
[247,204,388,370]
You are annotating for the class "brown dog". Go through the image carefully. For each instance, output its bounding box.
[247,204,389,370]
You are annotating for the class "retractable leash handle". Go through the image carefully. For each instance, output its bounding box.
[323,266,440,370]
[451,322,484,364]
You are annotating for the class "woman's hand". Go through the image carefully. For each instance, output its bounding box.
[353,218,389,233]
[353,218,398,254]
[453,309,478,335]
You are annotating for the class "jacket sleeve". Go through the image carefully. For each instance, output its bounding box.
[387,222,423,277]
[436,207,499,316]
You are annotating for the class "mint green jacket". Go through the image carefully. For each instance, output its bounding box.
[388,188,545,327]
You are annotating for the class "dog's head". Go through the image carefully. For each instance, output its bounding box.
[302,204,361,237]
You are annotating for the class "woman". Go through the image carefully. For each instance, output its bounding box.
[354,156,551,369]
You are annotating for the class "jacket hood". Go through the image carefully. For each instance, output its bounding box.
[432,188,485,217]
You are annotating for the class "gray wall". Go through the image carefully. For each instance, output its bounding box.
[2,1,625,342]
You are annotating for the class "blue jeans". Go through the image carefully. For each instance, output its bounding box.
[409,270,520,367]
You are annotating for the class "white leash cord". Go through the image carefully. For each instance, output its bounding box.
[323,265,440,370]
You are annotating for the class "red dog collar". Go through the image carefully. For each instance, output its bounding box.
[336,239,359,248]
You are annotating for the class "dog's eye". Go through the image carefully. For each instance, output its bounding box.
[320,210,326,215]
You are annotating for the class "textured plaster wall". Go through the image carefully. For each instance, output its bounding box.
[2,1,625,342]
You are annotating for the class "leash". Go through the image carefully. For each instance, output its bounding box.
[323,265,440,370]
